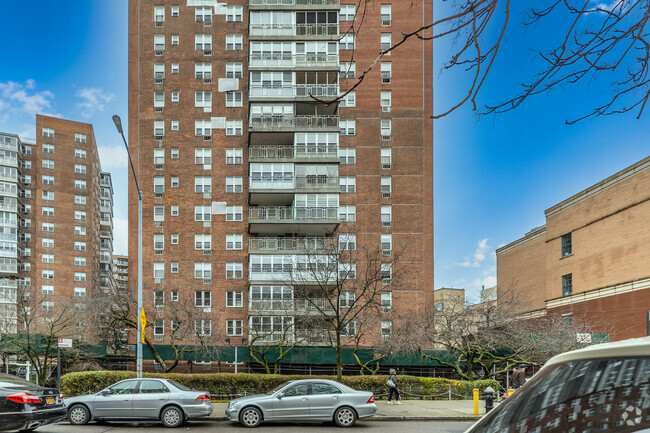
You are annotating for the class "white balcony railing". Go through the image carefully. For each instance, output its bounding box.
[249,206,338,221]
[250,176,339,191]
[249,114,339,129]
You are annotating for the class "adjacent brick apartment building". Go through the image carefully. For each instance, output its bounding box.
[113,254,129,293]
[497,156,650,341]
[0,116,114,339]
[128,0,433,352]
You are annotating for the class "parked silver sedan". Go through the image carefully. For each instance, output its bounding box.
[64,378,213,428]
[226,379,376,428]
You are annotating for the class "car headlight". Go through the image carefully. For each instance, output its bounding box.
[229,401,241,411]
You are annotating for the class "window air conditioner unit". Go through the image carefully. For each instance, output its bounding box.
[155,50,164,56]
[203,250,212,255]
[382,19,391,26]
[382,192,391,198]
[203,279,211,285]
[154,135,163,141]
[203,135,212,141]
[382,106,391,112]
[154,335,163,341]
[154,107,163,113]
[154,278,162,284]
[204,50,212,56]
[155,164,163,170]
[204,78,212,84]
[382,250,391,256]
[382,221,391,227]
[381,135,391,141]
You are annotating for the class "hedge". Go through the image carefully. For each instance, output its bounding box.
[61,371,498,400]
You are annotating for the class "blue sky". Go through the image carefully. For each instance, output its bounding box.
[0,2,647,302]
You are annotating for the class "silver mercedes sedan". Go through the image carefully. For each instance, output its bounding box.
[226,379,376,428]
[64,378,213,428]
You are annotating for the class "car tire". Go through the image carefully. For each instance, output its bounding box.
[160,406,184,428]
[68,404,91,425]
[333,406,357,427]
[240,406,262,428]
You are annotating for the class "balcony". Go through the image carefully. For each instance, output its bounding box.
[249,144,339,162]
[249,114,339,133]
[249,84,339,100]
[250,176,339,204]
[0,202,18,213]
[249,236,337,253]
[249,53,339,69]
[0,184,18,197]
[249,23,338,39]
[249,206,339,235]
[0,155,19,169]
[249,0,340,9]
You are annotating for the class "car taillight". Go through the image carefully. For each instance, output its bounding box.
[7,392,42,404]
[60,393,65,401]
[367,394,375,404]
[196,394,211,402]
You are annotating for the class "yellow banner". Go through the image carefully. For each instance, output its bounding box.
[139,309,146,343]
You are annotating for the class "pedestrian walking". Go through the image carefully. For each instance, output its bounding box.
[386,368,401,404]
[510,365,526,390]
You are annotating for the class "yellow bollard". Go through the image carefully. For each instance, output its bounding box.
[473,388,479,415]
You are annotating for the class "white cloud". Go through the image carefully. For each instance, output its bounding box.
[76,87,114,119]
[113,218,128,255]
[455,238,491,268]
[0,80,60,118]
[592,0,620,11]
[98,145,128,170]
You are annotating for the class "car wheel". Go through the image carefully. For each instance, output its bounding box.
[160,406,184,428]
[68,404,90,425]
[333,406,357,427]
[240,406,262,428]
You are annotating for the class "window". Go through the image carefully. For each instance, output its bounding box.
[226,234,243,250]
[340,148,356,164]
[74,257,86,266]
[42,127,54,138]
[381,33,392,52]
[171,148,179,159]
[171,234,178,245]
[226,291,243,307]
[74,226,86,235]
[226,91,243,107]
[562,274,573,296]
[154,92,165,109]
[42,269,54,280]
[195,205,211,222]
[42,222,54,232]
[381,177,392,197]
[226,5,243,21]
[42,254,54,264]
[74,287,86,297]
[154,234,164,251]
[227,320,243,336]
[75,180,87,190]
[339,205,356,221]
[154,63,164,82]
[42,143,54,154]
[226,34,243,50]
[338,177,355,193]
[381,90,392,112]
[154,121,165,138]
[381,205,392,226]
[75,195,86,205]
[170,205,178,217]
[195,120,212,136]
[154,5,164,23]
[381,320,392,338]
[170,291,179,303]
[381,292,392,312]
[195,234,211,250]
[194,262,212,279]
[340,5,355,20]
[562,233,572,257]
[381,62,392,83]
[226,120,243,136]
[75,148,87,159]
[381,263,392,284]
[226,262,243,279]
[153,262,164,280]
[154,206,164,222]
[171,63,179,74]
[154,148,164,167]
[195,34,212,51]
[226,63,243,79]
[339,62,356,79]
[562,314,573,328]
[153,177,165,194]
[226,148,243,164]
[381,234,392,254]
[171,176,179,188]
[42,238,54,248]
[381,4,392,25]
[42,159,54,169]
[195,291,211,307]
[42,301,54,311]
[154,321,164,336]
[226,205,243,221]
[170,120,179,131]
[195,62,212,81]
[381,148,392,169]
[74,211,87,221]
[340,34,355,50]
[42,191,54,201]
[195,176,212,193]
[381,119,392,140]
[154,34,165,52]
[195,319,211,336]
[74,241,86,251]
[341,321,356,337]
[339,234,356,250]
[171,5,178,16]
[171,34,179,45]
[42,207,54,216]
[340,120,356,135]
[195,148,212,164]
[195,91,212,108]
[226,176,243,193]
[74,272,86,282]
[339,291,356,308]
[340,91,356,107]
[195,6,212,23]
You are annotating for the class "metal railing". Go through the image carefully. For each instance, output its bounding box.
[250,0,339,5]
[249,84,339,98]
[249,145,338,160]
[249,206,338,220]
[295,23,339,36]
[249,176,339,190]
[249,236,337,252]
[249,115,339,129]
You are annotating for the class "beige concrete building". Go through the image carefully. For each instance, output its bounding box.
[497,156,650,340]
[434,287,465,312]
[113,254,129,293]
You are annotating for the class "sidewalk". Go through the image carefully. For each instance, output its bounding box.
[209,400,486,422]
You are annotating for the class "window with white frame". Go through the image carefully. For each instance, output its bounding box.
[381,119,392,140]
[195,176,211,193]
[341,320,356,336]
[195,290,211,307]
[195,34,212,51]
[381,205,392,226]
[381,320,392,338]
[226,91,243,107]
[154,92,165,109]
[381,263,392,284]
[194,262,212,279]
[195,6,212,22]
[42,285,54,295]
[75,287,86,297]
[75,180,86,190]
[339,263,356,279]
[340,91,356,107]
[42,301,54,311]
[339,176,356,193]
[226,205,243,221]
[74,257,86,266]
[382,292,392,312]
[170,234,178,244]
[74,226,86,235]
[154,5,164,23]
[42,207,54,216]
[339,62,356,79]
[42,159,54,169]
[195,120,212,136]
[339,233,356,250]
[42,127,54,138]
[226,120,243,136]
[381,234,392,254]
[226,148,243,164]
[338,205,356,221]
[195,148,212,164]
[227,320,243,336]
[195,234,211,250]
[195,62,212,80]
[74,211,87,221]
[381,176,392,197]
[75,148,87,159]
[42,238,54,248]
[171,148,179,159]
[171,262,179,274]
[339,291,356,308]
[42,254,54,264]
[226,63,243,78]
[226,5,243,21]
[154,63,164,81]
[42,222,54,232]
[226,34,243,50]
[226,234,243,250]
[340,120,356,135]
[75,195,86,205]
[195,206,211,222]
[154,34,165,52]
[154,321,164,336]
[195,91,212,108]
[381,33,392,53]
[195,319,211,336]
[74,272,86,282]
[74,241,86,251]
[154,234,164,250]
[340,5,356,21]
[381,62,392,83]
[154,120,164,137]
[153,262,164,279]
[226,291,243,307]
[171,63,179,74]
[171,120,179,130]
[42,191,54,201]
[171,176,179,188]
[153,290,165,307]
[74,164,87,174]
[154,148,164,167]
[381,148,392,169]
[226,176,243,193]
[42,143,54,154]
[154,206,164,222]
[340,34,355,50]
[226,262,243,279]
[171,34,179,45]
[171,5,178,16]
[339,148,356,164]
[381,4,392,25]
[381,90,392,112]
[171,204,178,217]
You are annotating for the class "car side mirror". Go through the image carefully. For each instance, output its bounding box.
[276,392,284,399]
[100,390,110,396]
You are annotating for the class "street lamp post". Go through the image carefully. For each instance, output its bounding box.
[112,115,144,378]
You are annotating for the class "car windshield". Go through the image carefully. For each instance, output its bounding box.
[267,381,292,395]
[167,380,192,391]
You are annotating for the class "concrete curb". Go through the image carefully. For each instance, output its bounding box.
[206,415,481,423]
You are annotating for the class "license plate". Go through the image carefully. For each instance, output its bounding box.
[46,397,55,404]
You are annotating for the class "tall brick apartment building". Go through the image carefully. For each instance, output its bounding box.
[0,116,115,339]
[497,156,650,341]
[128,0,433,352]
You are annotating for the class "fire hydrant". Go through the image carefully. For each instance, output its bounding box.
[484,386,495,413]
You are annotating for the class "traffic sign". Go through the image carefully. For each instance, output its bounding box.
[58,338,73,348]
[139,309,147,343]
